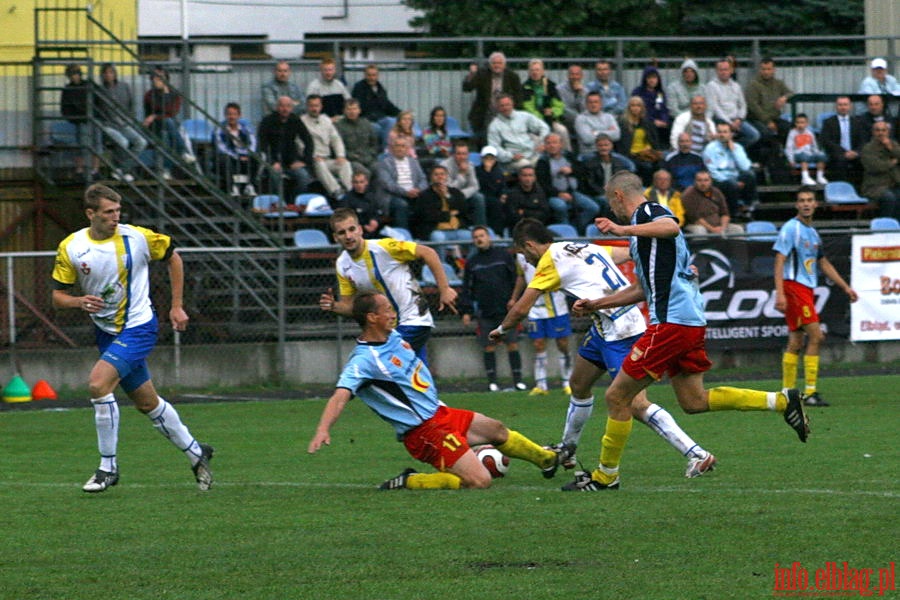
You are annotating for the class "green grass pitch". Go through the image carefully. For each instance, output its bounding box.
[1,375,897,599]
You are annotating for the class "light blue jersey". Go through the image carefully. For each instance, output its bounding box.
[773,217,822,290]
[336,330,441,438]
[630,202,706,326]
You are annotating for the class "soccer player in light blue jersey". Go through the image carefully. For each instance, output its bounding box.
[564,171,808,491]
[308,292,565,490]
[774,187,858,407]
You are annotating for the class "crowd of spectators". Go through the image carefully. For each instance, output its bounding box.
[59,53,900,228]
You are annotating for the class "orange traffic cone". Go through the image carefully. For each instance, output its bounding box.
[31,379,58,401]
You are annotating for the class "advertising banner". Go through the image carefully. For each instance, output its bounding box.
[850,233,900,342]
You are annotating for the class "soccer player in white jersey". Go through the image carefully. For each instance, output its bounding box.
[490,218,717,479]
[51,184,213,493]
[512,252,573,396]
[774,187,858,407]
[308,292,566,489]
[567,171,807,491]
[319,208,457,363]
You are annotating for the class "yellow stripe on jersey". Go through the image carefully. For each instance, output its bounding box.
[133,225,172,261]
[51,233,79,285]
[112,233,129,330]
[377,238,418,262]
[529,251,563,293]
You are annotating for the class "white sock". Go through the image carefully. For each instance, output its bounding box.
[92,393,119,472]
[558,353,572,387]
[639,403,707,459]
[147,397,202,465]
[562,395,594,448]
[534,351,548,390]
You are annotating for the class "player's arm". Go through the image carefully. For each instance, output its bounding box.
[773,252,788,313]
[490,287,542,341]
[320,286,353,317]
[308,387,353,454]
[572,283,645,316]
[596,215,680,239]
[609,245,632,265]
[166,250,189,331]
[51,286,105,313]
[415,243,458,314]
[818,257,859,302]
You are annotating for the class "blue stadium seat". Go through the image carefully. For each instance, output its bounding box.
[446,115,472,139]
[252,194,300,218]
[182,118,214,145]
[870,217,899,230]
[381,226,412,241]
[293,228,331,249]
[824,181,867,205]
[585,223,601,237]
[745,220,778,242]
[547,223,579,239]
[50,121,78,145]
[420,262,462,287]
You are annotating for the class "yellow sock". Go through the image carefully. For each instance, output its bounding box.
[597,417,632,483]
[708,387,785,412]
[803,355,819,395]
[496,430,556,469]
[782,352,799,389]
[406,472,461,490]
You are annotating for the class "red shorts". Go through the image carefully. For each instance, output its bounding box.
[403,405,475,471]
[783,280,819,332]
[621,323,712,381]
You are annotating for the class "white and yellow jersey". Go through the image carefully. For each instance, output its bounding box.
[52,224,172,334]
[336,238,433,328]
[515,253,569,320]
[529,241,646,341]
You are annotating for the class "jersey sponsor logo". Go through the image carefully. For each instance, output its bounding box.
[390,355,402,368]
[411,362,430,392]
[401,340,412,350]
[80,261,91,275]
[804,258,815,274]
[630,346,644,362]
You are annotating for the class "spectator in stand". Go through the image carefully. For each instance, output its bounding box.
[670,95,716,153]
[784,113,829,187]
[858,58,900,95]
[487,93,551,172]
[858,95,895,145]
[631,65,671,143]
[664,132,706,191]
[588,60,627,116]
[584,134,631,202]
[257,95,314,194]
[442,141,488,228]
[557,65,588,140]
[412,165,470,251]
[462,52,523,145]
[61,63,101,181]
[339,171,384,238]
[261,60,304,116]
[536,133,599,231]
[214,102,258,197]
[475,146,509,234]
[644,169,685,226]
[460,226,527,392]
[97,63,146,183]
[351,63,401,122]
[616,96,664,185]
[301,94,353,198]
[142,68,193,180]
[666,59,704,117]
[702,122,758,218]
[506,165,553,226]
[681,170,744,236]
[818,96,865,183]
[305,58,351,120]
[860,121,900,219]
[373,137,427,230]
[706,58,760,150]
[334,98,380,178]
[746,58,792,143]
[574,91,621,153]
[422,106,453,162]
[522,58,572,151]
[387,110,419,158]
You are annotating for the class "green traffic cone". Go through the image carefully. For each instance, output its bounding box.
[3,375,32,403]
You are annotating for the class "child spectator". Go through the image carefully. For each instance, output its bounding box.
[785,113,828,186]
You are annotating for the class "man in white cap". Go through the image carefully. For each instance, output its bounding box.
[859,58,900,95]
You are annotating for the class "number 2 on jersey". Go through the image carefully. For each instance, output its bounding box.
[585,251,628,290]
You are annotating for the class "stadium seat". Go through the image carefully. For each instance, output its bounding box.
[547,223,579,239]
[446,116,472,139]
[49,121,78,145]
[745,220,778,242]
[295,193,333,216]
[870,217,900,230]
[824,181,867,205]
[292,228,331,249]
[252,194,300,218]
[468,152,482,167]
[814,111,836,134]
[420,262,462,287]
[381,226,413,241]
[585,223,601,237]
[182,118,214,145]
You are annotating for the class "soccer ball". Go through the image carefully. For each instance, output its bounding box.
[474,444,510,478]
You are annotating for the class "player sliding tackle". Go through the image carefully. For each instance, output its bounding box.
[490,218,717,480]
[308,292,567,490]
[561,171,808,491]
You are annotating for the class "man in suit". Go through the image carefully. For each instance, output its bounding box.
[818,96,865,184]
[462,52,523,146]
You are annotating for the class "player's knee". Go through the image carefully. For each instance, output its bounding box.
[532,338,546,352]
[461,471,493,489]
